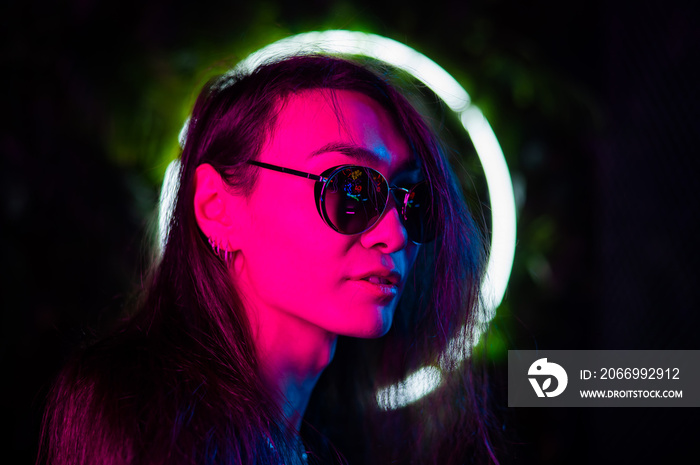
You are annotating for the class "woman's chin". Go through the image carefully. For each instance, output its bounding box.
[330,307,395,339]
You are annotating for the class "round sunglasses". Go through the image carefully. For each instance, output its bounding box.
[247,160,436,244]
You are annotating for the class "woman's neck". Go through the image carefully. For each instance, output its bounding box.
[252,306,338,430]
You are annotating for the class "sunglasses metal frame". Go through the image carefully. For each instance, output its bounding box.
[246,160,429,242]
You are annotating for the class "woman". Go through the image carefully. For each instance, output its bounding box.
[38,55,500,464]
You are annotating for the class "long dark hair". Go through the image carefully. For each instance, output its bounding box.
[38,55,499,464]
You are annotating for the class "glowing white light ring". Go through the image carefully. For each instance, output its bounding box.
[162,30,517,409]
[375,366,443,410]
[232,30,516,326]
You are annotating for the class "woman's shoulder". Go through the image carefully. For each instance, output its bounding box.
[53,331,169,413]
[39,320,273,464]
[66,328,158,392]
[40,328,199,463]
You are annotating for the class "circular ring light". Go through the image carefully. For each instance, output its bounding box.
[160,30,517,409]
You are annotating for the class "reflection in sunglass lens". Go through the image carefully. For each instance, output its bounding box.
[324,167,388,235]
[402,182,436,243]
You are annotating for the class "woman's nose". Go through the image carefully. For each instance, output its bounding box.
[360,196,409,253]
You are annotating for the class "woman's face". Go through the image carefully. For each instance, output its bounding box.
[234,89,421,340]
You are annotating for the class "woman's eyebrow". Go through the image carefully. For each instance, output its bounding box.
[307,142,419,172]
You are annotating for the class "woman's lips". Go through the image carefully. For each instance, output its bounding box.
[365,276,393,285]
[350,276,399,299]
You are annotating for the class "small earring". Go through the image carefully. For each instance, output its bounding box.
[207,236,232,266]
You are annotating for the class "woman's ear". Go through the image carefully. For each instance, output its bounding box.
[193,163,247,251]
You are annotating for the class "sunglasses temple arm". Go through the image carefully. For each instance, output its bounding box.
[247,160,328,183]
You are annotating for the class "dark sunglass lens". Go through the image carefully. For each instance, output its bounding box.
[403,182,437,243]
[324,167,388,234]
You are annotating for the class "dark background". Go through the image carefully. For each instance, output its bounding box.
[3,0,699,463]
